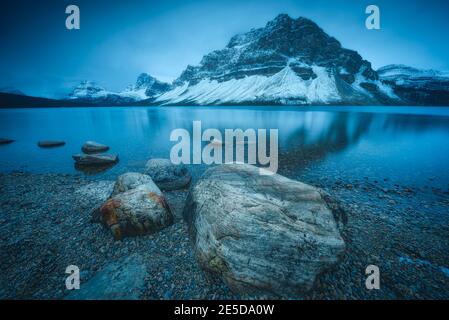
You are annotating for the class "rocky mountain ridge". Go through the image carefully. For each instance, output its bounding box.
[46,14,449,106]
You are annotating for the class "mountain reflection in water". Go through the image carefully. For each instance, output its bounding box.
[0,106,448,188]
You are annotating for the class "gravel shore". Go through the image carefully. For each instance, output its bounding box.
[1,171,448,299]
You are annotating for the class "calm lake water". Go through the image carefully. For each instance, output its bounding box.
[0,106,449,189]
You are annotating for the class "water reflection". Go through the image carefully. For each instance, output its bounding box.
[0,106,448,185]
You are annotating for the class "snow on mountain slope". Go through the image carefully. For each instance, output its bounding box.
[156,65,345,105]
[378,64,449,90]
[68,74,171,103]
[69,81,109,99]
[377,65,449,105]
[156,14,396,105]
[66,15,449,106]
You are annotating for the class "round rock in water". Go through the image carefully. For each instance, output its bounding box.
[38,140,66,148]
[82,141,110,154]
[111,172,155,197]
[100,181,173,240]
[144,158,191,191]
[183,163,346,296]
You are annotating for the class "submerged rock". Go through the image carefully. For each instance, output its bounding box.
[99,173,173,240]
[72,153,118,166]
[144,158,191,191]
[81,141,110,154]
[0,138,14,145]
[38,140,65,148]
[183,163,346,296]
[74,163,116,176]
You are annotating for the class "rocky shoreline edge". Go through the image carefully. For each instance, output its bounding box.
[1,163,448,300]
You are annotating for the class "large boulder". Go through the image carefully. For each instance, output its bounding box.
[99,173,173,240]
[81,141,110,154]
[72,154,118,166]
[111,172,155,196]
[183,164,345,296]
[144,158,191,191]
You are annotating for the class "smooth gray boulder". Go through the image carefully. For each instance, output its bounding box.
[72,153,118,166]
[144,158,191,191]
[99,175,173,240]
[38,140,65,148]
[0,138,14,145]
[81,141,109,154]
[111,172,155,197]
[183,163,346,296]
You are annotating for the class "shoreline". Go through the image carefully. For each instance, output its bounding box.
[0,171,448,299]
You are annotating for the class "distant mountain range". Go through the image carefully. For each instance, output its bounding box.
[1,14,449,107]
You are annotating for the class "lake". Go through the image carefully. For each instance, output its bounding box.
[0,106,449,190]
[1,105,449,299]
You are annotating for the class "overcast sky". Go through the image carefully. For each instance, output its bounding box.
[1,0,448,97]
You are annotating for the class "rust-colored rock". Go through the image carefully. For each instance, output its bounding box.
[97,173,173,240]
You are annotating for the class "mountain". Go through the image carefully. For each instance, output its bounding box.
[68,75,171,105]
[3,14,449,107]
[378,65,449,105]
[122,73,172,99]
[0,87,25,96]
[68,81,138,105]
[155,14,398,105]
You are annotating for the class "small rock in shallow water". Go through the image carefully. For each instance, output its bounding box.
[0,138,14,145]
[81,141,110,154]
[145,158,191,191]
[72,153,118,166]
[38,140,65,148]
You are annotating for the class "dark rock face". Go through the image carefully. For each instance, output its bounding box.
[134,73,172,97]
[175,15,377,86]
[158,14,392,105]
[378,65,449,105]
[183,164,345,296]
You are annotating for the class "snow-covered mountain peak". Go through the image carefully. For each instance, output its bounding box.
[157,14,393,105]
[68,73,172,103]
[69,81,108,99]
[66,15,449,106]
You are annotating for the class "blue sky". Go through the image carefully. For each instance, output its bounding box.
[1,0,448,97]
